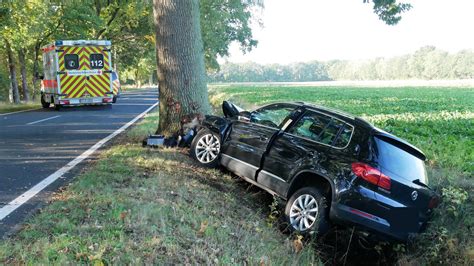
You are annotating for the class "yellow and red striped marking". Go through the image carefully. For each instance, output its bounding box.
[113,79,121,95]
[58,46,111,98]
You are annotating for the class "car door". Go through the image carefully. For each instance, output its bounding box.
[220,103,297,180]
[257,110,354,196]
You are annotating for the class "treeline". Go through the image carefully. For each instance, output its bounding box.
[208,61,331,82]
[0,0,260,103]
[208,46,474,82]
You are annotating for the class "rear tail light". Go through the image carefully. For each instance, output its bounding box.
[60,100,70,105]
[102,98,112,103]
[351,162,391,190]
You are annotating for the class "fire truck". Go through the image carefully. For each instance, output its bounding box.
[39,40,118,110]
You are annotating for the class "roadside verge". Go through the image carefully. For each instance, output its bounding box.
[0,110,318,264]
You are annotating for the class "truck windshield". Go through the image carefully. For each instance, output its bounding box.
[375,137,427,184]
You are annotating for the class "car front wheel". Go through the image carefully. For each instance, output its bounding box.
[285,187,330,236]
[190,129,221,168]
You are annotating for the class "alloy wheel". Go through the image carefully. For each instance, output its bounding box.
[289,194,319,231]
[195,133,220,163]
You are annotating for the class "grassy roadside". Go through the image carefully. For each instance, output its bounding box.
[0,111,319,264]
[0,102,40,114]
[121,85,157,92]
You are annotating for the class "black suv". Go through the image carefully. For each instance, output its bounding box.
[190,101,439,241]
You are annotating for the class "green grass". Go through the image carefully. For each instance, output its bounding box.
[210,84,474,264]
[0,102,40,114]
[0,110,319,264]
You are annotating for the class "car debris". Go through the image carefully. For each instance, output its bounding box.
[143,115,200,148]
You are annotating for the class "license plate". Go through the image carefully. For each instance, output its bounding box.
[80,98,93,104]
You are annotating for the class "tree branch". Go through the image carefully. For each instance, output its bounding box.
[96,6,120,39]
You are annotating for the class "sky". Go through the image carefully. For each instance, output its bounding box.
[224,0,474,64]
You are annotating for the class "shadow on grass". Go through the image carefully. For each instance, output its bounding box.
[129,148,403,265]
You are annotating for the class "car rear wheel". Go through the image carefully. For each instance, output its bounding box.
[190,129,221,168]
[285,187,330,236]
[40,94,50,108]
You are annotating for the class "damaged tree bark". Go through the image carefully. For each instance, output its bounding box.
[152,0,211,136]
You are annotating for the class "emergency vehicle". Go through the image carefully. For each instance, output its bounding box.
[40,40,116,110]
[111,70,122,103]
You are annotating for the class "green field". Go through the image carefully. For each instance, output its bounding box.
[210,85,474,177]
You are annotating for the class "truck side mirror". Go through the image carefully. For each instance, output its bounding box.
[35,72,44,80]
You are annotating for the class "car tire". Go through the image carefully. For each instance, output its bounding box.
[190,129,221,168]
[40,94,50,108]
[285,187,330,236]
[112,96,117,103]
[54,104,61,111]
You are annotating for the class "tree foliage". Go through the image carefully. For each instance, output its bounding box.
[0,0,265,102]
[0,0,155,102]
[200,0,261,70]
[209,47,474,82]
[368,0,412,25]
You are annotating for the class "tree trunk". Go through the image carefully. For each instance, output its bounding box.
[153,0,211,135]
[31,43,41,101]
[135,68,140,88]
[5,39,20,104]
[18,48,30,102]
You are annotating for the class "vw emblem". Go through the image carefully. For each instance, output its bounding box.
[411,191,418,201]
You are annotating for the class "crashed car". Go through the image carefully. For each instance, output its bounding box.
[190,101,439,241]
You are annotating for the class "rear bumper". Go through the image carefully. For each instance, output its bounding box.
[330,185,430,241]
[55,96,113,105]
[331,204,424,241]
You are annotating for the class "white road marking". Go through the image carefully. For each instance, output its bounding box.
[0,108,42,116]
[0,102,158,221]
[26,115,61,125]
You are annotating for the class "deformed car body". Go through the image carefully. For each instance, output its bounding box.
[190,101,439,241]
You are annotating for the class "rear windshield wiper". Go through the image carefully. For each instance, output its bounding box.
[413,179,430,189]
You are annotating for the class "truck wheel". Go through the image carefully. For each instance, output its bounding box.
[190,129,221,168]
[41,94,50,108]
[285,187,330,236]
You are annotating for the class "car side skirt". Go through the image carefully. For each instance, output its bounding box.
[220,153,258,182]
[220,154,284,198]
[256,170,289,198]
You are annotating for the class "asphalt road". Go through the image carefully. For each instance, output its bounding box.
[0,87,158,238]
